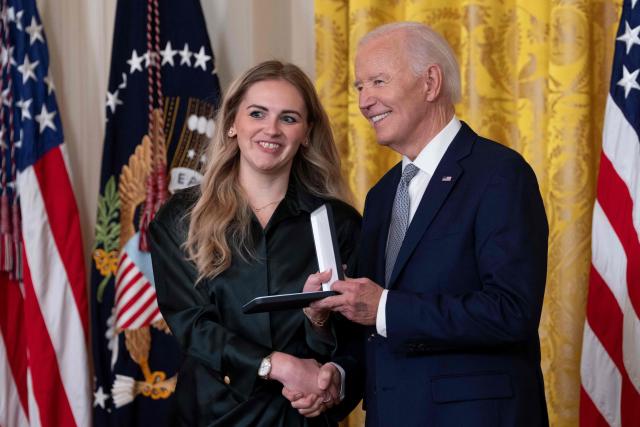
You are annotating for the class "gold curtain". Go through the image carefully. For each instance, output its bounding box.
[315,1,622,426]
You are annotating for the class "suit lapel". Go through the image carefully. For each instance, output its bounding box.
[387,123,476,288]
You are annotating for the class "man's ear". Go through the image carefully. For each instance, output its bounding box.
[423,64,444,102]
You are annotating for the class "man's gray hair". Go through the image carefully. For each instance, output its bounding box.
[359,22,461,103]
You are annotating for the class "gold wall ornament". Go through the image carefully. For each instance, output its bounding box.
[316,1,623,426]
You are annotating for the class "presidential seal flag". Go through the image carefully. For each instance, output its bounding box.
[0,0,90,426]
[580,0,640,425]
[91,0,221,425]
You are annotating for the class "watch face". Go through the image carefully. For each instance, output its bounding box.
[259,358,271,377]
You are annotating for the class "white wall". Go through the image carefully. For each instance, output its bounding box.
[37,0,315,273]
[202,0,315,88]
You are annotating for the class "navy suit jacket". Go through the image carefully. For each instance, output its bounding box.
[352,122,549,426]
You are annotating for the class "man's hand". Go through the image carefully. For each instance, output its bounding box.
[282,363,341,417]
[310,277,383,325]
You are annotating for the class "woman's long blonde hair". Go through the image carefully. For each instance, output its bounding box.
[186,60,351,281]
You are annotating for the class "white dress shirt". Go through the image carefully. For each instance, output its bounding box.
[376,116,462,337]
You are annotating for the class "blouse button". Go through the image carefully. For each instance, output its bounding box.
[224,375,231,385]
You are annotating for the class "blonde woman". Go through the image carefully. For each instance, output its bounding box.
[149,61,361,426]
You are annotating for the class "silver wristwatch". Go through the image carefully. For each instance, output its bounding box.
[258,354,272,380]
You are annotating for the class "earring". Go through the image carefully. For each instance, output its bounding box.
[302,137,309,147]
[228,128,236,137]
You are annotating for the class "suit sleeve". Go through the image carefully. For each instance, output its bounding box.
[386,156,548,351]
[149,216,270,401]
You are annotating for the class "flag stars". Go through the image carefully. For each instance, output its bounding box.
[179,43,192,66]
[617,65,640,98]
[106,90,123,114]
[6,46,16,68]
[94,386,109,409]
[617,21,640,54]
[1,87,10,107]
[35,104,57,133]
[187,149,196,159]
[14,130,22,149]
[193,46,211,71]
[127,49,145,73]
[118,73,128,89]
[16,98,32,120]
[15,10,23,30]
[18,55,39,84]
[0,46,12,68]
[25,16,44,45]
[44,74,55,94]
[160,41,177,66]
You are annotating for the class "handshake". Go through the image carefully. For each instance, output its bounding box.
[265,269,381,418]
[268,351,342,418]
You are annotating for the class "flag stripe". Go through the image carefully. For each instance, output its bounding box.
[581,320,622,426]
[586,265,640,425]
[597,101,640,400]
[591,201,628,309]
[18,164,90,427]
[116,270,144,305]
[115,261,137,300]
[140,307,162,327]
[621,374,640,425]
[0,278,29,418]
[26,368,43,427]
[118,282,153,319]
[580,386,610,427]
[22,259,76,427]
[597,152,640,319]
[32,145,89,337]
[0,329,29,427]
[120,293,156,330]
[117,286,155,328]
[586,266,624,370]
[601,95,640,239]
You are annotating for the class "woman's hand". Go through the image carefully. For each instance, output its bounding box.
[269,352,326,396]
[302,270,332,325]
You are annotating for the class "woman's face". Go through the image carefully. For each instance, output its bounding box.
[233,79,309,179]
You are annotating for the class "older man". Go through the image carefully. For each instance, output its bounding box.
[298,22,550,426]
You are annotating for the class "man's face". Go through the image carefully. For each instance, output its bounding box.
[354,33,430,155]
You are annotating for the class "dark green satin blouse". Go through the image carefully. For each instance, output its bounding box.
[149,181,361,427]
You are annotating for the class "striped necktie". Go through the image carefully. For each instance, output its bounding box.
[385,163,420,286]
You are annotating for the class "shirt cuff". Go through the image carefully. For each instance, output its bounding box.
[376,289,389,337]
[329,362,346,401]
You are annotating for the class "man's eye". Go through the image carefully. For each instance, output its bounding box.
[373,79,385,86]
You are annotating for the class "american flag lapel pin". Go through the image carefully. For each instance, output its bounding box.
[442,176,452,182]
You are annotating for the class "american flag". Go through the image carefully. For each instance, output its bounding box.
[0,0,90,426]
[580,0,640,425]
